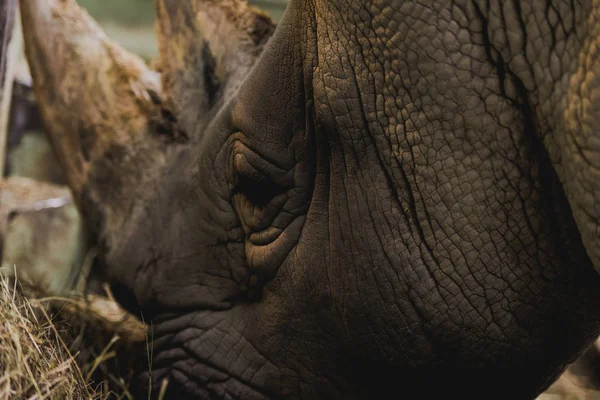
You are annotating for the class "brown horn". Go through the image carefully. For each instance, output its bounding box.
[19,0,170,251]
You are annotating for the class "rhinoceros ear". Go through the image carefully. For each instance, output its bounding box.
[155,0,276,136]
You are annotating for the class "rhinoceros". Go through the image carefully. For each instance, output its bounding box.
[16,0,600,398]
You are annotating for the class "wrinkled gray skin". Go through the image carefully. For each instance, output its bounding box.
[92,0,600,399]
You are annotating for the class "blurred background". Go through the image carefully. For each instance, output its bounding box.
[4,0,289,184]
[78,0,288,60]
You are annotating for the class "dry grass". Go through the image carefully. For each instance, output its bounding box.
[0,274,94,399]
[0,272,148,400]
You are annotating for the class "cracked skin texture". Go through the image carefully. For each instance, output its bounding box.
[134,0,600,397]
[19,0,600,399]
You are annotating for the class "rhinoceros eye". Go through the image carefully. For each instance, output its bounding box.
[233,152,288,208]
[230,139,313,280]
[231,141,293,234]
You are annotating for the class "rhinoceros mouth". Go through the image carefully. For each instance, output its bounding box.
[138,308,282,400]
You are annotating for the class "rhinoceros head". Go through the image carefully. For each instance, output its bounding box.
[19,0,600,398]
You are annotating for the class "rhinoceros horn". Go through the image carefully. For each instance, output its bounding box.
[19,0,275,255]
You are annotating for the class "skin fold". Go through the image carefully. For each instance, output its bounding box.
[18,0,600,398]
